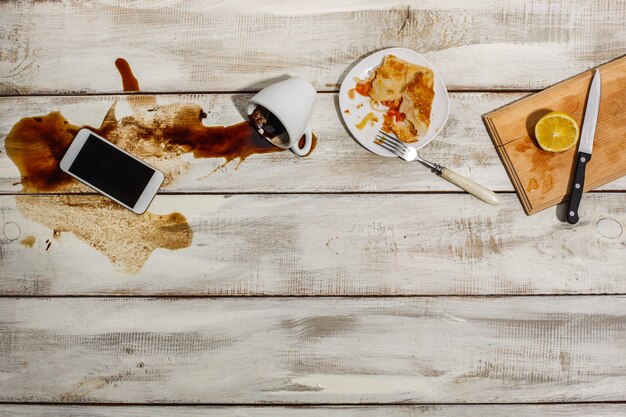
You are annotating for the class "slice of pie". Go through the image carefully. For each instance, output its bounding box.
[355,54,435,143]
[369,55,423,102]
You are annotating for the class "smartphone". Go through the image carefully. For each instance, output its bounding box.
[60,129,164,214]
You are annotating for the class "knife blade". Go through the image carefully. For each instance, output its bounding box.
[566,69,601,224]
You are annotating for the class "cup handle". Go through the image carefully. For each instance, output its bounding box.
[290,124,313,157]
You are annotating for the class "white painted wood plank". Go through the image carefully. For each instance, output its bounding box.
[1,1,624,94]
[2,404,626,417]
[1,93,625,193]
[1,297,625,403]
[1,193,624,295]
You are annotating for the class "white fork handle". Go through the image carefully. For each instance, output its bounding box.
[440,168,499,205]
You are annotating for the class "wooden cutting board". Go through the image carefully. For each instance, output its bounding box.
[483,55,626,215]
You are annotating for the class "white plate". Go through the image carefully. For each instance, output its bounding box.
[338,47,450,157]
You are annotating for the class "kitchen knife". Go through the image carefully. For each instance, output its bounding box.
[567,69,601,224]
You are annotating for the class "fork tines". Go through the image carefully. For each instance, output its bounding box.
[374,130,407,155]
[377,130,406,146]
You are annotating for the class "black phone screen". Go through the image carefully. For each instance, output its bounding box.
[68,134,155,208]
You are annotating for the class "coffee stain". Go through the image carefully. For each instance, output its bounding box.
[6,105,289,194]
[20,235,36,247]
[15,195,192,274]
[5,58,316,193]
[114,58,139,92]
[4,107,195,273]
[114,58,158,113]
[5,113,79,192]
[4,58,317,273]
[4,59,318,273]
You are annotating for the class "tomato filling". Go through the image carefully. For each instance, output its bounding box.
[354,80,373,97]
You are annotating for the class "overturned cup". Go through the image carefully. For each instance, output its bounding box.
[247,77,317,156]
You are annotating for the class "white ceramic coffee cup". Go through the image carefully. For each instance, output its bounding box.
[247,77,317,156]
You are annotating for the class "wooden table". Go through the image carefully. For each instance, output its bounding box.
[1,1,625,416]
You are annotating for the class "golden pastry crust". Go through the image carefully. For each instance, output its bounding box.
[358,54,435,143]
[389,119,418,143]
[369,55,422,102]
[399,70,434,139]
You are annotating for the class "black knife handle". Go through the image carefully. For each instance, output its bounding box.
[567,152,591,224]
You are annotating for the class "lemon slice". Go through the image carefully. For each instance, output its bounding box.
[534,111,580,152]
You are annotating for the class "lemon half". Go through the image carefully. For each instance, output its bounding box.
[534,111,580,152]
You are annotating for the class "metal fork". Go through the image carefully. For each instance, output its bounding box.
[375,130,499,205]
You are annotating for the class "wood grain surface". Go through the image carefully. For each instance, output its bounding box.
[2,404,626,417]
[1,297,625,403]
[1,0,625,412]
[1,93,625,194]
[1,193,624,296]
[1,0,625,94]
